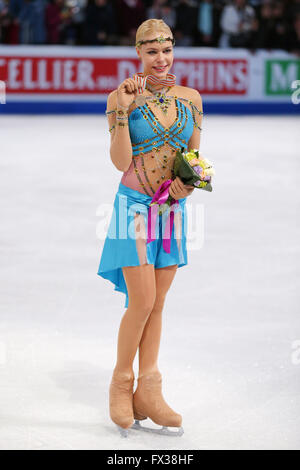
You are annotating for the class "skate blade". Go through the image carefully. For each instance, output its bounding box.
[116,425,129,438]
[131,420,184,436]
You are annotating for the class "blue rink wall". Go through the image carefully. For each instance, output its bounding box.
[0,100,299,115]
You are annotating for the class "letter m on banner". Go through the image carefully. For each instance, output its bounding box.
[265,60,300,95]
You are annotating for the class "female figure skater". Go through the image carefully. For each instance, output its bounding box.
[97,18,203,437]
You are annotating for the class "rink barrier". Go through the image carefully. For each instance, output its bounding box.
[0,101,298,115]
[0,46,299,115]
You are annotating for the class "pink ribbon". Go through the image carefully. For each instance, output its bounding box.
[146,179,179,254]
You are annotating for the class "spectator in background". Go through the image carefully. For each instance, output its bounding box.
[286,13,300,56]
[83,0,117,45]
[174,0,197,46]
[8,0,22,23]
[59,1,80,45]
[252,1,289,51]
[5,0,22,44]
[271,1,288,50]
[207,0,226,47]
[18,0,35,44]
[252,1,274,49]
[147,0,166,19]
[248,0,262,13]
[286,0,300,22]
[0,0,297,51]
[147,0,176,29]
[45,0,65,44]
[219,0,256,48]
[0,0,9,43]
[115,0,146,46]
[161,1,176,29]
[16,0,47,44]
[0,1,7,14]
[143,0,153,7]
[196,0,216,47]
[32,0,47,44]
[71,0,88,45]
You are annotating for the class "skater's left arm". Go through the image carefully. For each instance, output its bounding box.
[187,89,203,154]
[185,90,203,196]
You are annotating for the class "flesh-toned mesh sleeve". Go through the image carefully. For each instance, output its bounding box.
[176,95,203,133]
[189,96,203,132]
[105,90,119,136]
[176,94,203,160]
[106,107,117,136]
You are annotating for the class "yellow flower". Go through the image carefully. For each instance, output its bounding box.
[204,168,215,176]
[202,158,213,167]
[184,152,196,161]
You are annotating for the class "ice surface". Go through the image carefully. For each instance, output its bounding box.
[0,114,299,450]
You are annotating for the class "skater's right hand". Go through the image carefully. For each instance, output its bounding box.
[169,177,194,200]
[117,78,139,109]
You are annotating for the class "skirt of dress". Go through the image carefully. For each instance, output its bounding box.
[97,182,188,308]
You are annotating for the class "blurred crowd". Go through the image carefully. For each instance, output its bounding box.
[0,0,299,54]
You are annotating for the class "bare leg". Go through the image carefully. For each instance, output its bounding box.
[138,264,178,377]
[109,263,156,431]
[114,263,156,376]
[132,265,182,429]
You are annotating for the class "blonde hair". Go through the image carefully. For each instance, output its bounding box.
[136,19,173,48]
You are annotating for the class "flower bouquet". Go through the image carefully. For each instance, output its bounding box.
[146,148,215,252]
[173,147,214,192]
[149,148,215,215]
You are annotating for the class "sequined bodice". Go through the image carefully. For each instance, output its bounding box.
[107,91,203,197]
[128,98,194,154]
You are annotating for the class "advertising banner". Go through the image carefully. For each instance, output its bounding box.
[0,46,299,114]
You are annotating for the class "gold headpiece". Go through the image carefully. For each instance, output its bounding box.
[136,34,175,48]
